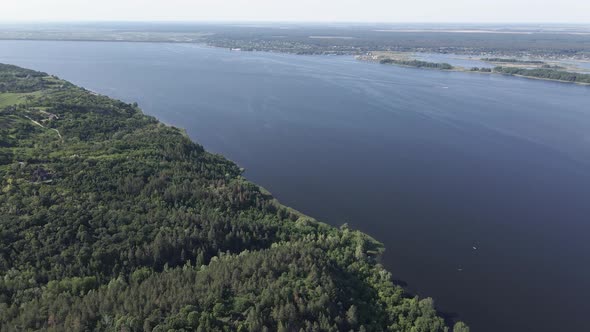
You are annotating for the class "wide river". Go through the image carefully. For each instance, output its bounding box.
[2,40,590,332]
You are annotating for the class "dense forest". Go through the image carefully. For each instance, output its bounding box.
[492,66,590,84]
[0,64,468,331]
[481,58,545,64]
[379,59,454,70]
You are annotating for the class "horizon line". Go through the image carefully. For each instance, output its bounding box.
[1,20,589,26]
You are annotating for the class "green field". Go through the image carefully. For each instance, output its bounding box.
[0,91,41,107]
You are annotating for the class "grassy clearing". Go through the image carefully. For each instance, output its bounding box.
[0,91,43,108]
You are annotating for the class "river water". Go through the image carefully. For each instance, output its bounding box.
[2,40,590,332]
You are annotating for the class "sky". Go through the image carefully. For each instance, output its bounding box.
[2,0,590,23]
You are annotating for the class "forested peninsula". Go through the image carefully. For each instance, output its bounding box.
[365,53,590,85]
[0,64,468,332]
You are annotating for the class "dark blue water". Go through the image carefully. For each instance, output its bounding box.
[1,41,590,332]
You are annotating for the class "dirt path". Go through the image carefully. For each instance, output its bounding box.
[24,115,63,141]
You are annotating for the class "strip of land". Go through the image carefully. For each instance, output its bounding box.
[359,52,590,85]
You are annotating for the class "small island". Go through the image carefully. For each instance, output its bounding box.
[361,52,590,85]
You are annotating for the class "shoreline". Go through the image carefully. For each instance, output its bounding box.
[2,35,590,60]
[0,63,465,330]
[6,37,586,86]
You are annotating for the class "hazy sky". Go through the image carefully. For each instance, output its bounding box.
[2,0,590,23]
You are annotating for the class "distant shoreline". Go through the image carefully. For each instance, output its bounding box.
[2,37,589,87]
